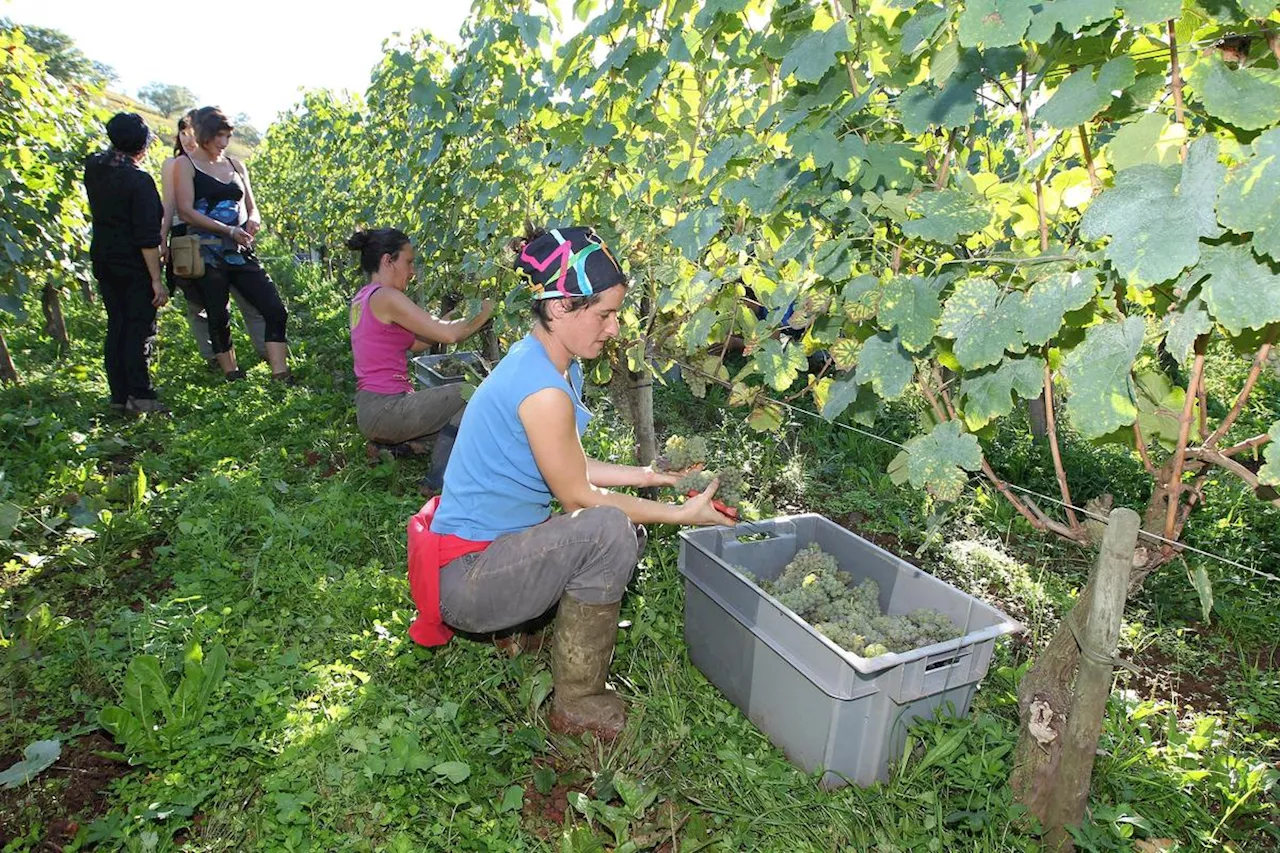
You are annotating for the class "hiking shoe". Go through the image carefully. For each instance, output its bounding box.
[272,370,298,386]
[125,396,170,416]
[225,369,246,382]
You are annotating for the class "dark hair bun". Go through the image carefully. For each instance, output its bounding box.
[346,230,370,252]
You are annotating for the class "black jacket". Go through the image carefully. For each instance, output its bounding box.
[83,151,162,276]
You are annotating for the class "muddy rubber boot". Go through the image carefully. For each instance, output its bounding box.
[548,596,626,740]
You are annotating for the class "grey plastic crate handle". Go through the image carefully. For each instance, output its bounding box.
[717,518,797,550]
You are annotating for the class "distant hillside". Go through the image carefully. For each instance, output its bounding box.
[101,90,258,161]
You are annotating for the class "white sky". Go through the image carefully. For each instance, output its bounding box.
[1,0,477,128]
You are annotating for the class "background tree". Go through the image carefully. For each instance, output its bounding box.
[137,82,197,117]
[0,21,114,85]
[233,113,262,147]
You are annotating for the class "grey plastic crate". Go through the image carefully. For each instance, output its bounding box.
[678,514,1021,788]
[411,351,490,388]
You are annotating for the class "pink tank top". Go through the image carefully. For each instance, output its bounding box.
[350,284,416,395]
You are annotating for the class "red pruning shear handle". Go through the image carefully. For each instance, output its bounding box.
[687,490,739,520]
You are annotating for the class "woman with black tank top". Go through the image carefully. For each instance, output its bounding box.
[175,106,294,383]
[160,110,267,367]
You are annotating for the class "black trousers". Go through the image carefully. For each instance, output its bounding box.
[199,263,287,354]
[95,265,157,402]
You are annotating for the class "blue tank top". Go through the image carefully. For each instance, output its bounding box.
[431,333,592,541]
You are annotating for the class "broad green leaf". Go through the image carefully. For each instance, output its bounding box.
[878,276,941,352]
[1019,269,1099,347]
[957,0,1034,48]
[819,372,860,421]
[122,654,174,738]
[499,784,525,813]
[1194,244,1280,336]
[1026,0,1117,42]
[1217,127,1280,261]
[958,356,1046,430]
[938,278,1025,370]
[1079,137,1224,287]
[0,501,18,539]
[1133,370,1187,450]
[748,399,786,432]
[1106,113,1183,171]
[0,740,60,789]
[899,74,981,135]
[792,129,864,182]
[1188,561,1213,624]
[667,207,723,261]
[1187,56,1280,132]
[1061,317,1145,439]
[1162,298,1212,366]
[1119,0,1181,26]
[830,336,863,370]
[1036,58,1135,129]
[1258,421,1280,487]
[1241,0,1278,14]
[814,236,858,281]
[898,420,984,501]
[900,190,992,243]
[779,23,851,84]
[753,339,808,392]
[841,275,881,321]
[433,761,471,783]
[901,4,948,55]
[856,333,915,400]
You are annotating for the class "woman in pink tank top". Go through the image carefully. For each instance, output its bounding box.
[347,228,493,488]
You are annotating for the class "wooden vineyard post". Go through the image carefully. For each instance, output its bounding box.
[1012,507,1140,851]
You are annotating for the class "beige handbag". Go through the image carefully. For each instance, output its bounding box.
[169,234,204,278]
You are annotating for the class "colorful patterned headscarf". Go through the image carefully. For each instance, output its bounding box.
[515,226,627,300]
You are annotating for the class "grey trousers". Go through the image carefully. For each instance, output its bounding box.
[438,506,646,634]
[355,385,466,446]
[186,285,268,359]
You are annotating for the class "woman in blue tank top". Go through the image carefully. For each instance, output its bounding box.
[431,224,735,741]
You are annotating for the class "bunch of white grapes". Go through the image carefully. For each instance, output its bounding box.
[746,544,961,658]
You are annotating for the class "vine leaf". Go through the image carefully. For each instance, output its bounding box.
[938,278,1025,370]
[899,73,982,135]
[900,189,993,243]
[1194,244,1280,336]
[818,372,860,422]
[1107,113,1184,171]
[1259,421,1280,488]
[1060,317,1145,440]
[753,338,808,392]
[1026,0,1117,42]
[841,275,881,321]
[1133,370,1188,451]
[958,356,1046,430]
[891,420,983,502]
[1162,298,1212,366]
[1036,58,1136,130]
[957,0,1035,49]
[1079,137,1224,287]
[1187,56,1280,132]
[748,399,786,432]
[779,23,851,84]
[1217,127,1280,261]
[1018,269,1100,347]
[667,207,723,261]
[1119,0,1182,26]
[878,276,941,352]
[855,332,914,400]
[901,4,948,56]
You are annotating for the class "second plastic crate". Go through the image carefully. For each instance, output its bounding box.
[411,351,491,388]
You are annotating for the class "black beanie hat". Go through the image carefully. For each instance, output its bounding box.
[515,226,627,300]
[105,112,152,155]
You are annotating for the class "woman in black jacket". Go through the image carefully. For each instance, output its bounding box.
[82,113,169,414]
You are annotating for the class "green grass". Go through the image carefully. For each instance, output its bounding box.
[1,260,1277,851]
